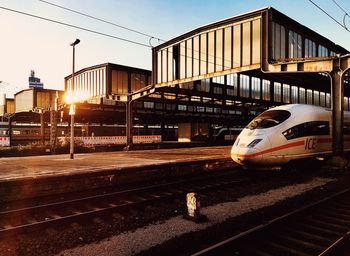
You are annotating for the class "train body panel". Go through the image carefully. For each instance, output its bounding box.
[231,104,349,169]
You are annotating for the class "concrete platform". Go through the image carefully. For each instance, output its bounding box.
[0,146,234,202]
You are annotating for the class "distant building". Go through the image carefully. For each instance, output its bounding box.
[28,70,44,89]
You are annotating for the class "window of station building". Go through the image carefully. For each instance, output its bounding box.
[291,86,298,103]
[197,106,205,112]
[330,51,337,57]
[179,82,194,90]
[178,94,189,101]
[166,103,176,111]
[212,75,225,84]
[191,96,201,102]
[262,80,270,101]
[318,45,329,57]
[227,88,234,96]
[131,73,146,92]
[226,100,234,105]
[307,89,313,105]
[213,86,223,95]
[206,107,213,113]
[197,79,210,92]
[111,70,128,95]
[274,82,282,102]
[203,97,211,103]
[288,30,302,59]
[304,38,317,58]
[188,105,196,112]
[240,75,250,98]
[178,104,187,111]
[251,77,260,99]
[282,84,290,103]
[222,109,228,114]
[227,73,238,86]
[282,121,330,140]
[143,101,154,109]
[299,88,306,104]
[271,22,286,61]
[155,103,164,110]
[214,107,221,113]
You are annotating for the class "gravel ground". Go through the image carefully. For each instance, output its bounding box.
[57,177,334,256]
[1,168,347,256]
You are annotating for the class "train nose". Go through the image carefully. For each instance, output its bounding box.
[231,147,262,165]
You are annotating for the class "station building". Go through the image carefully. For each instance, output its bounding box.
[1,7,350,146]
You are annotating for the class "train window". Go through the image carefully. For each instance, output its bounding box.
[246,110,291,130]
[282,121,330,140]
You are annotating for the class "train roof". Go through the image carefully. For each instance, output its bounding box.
[271,104,331,113]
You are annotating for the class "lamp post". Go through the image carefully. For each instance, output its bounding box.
[69,38,80,159]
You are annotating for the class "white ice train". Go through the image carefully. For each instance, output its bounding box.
[231,104,350,169]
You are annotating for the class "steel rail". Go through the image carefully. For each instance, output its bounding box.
[191,187,350,256]
[0,168,244,237]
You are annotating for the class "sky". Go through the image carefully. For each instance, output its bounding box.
[0,0,349,97]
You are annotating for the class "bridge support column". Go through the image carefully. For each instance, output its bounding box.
[326,69,349,170]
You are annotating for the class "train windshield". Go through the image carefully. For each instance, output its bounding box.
[246,110,291,130]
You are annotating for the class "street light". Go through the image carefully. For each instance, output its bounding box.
[69,38,80,159]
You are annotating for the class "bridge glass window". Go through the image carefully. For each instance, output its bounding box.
[288,30,302,59]
[307,89,313,105]
[246,110,291,130]
[282,121,330,140]
[200,33,207,75]
[305,38,316,58]
[271,22,286,61]
[318,45,329,57]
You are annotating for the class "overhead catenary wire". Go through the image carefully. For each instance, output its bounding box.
[331,0,349,29]
[307,0,350,32]
[38,0,165,43]
[0,5,244,75]
[37,0,236,67]
[0,5,152,48]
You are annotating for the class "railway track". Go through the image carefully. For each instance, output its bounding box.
[0,168,251,238]
[192,188,350,256]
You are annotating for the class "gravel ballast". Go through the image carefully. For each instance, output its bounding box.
[57,177,334,256]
